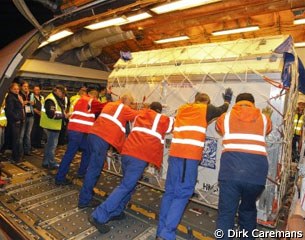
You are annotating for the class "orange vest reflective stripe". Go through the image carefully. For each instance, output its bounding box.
[222,110,268,156]
[89,101,138,152]
[99,103,126,133]
[169,103,207,160]
[68,95,96,133]
[122,109,174,167]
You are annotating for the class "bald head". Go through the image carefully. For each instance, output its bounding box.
[120,93,135,106]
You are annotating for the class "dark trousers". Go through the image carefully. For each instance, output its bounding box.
[78,134,109,206]
[157,157,199,240]
[92,155,148,223]
[292,135,301,162]
[216,180,265,240]
[10,121,23,162]
[31,116,43,148]
[3,122,12,151]
[55,130,89,182]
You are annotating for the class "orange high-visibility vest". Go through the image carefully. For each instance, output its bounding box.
[89,100,138,152]
[169,103,207,160]
[122,109,174,168]
[68,95,95,133]
[216,101,272,156]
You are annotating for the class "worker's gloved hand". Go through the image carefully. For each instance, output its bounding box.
[262,106,273,118]
[222,88,233,103]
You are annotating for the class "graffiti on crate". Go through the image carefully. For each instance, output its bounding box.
[202,183,219,193]
[200,137,217,169]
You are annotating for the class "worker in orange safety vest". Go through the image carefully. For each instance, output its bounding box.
[78,93,138,211]
[55,88,106,185]
[157,89,233,240]
[88,102,174,234]
[215,93,272,240]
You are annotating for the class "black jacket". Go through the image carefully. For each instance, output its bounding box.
[20,91,34,117]
[45,92,66,119]
[5,92,25,122]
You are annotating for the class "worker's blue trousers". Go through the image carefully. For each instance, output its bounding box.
[78,134,109,206]
[157,156,199,240]
[216,180,265,240]
[92,155,148,223]
[55,130,89,182]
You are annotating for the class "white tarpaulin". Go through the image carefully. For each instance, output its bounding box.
[108,35,298,227]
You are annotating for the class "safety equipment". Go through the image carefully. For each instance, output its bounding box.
[122,109,174,167]
[89,101,138,152]
[169,103,207,160]
[69,94,81,113]
[294,113,305,136]
[40,93,63,130]
[222,88,233,103]
[68,96,96,133]
[217,101,272,156]
[0,107,7,127]
[297,92,305,104]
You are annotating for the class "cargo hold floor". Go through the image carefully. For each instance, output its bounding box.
[0,146,283,239]
[0,147,214,240]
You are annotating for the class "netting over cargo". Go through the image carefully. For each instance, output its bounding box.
[107,35,298,227]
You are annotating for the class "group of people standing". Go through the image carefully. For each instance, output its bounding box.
[3,81,44,162]
[49,84,272,240]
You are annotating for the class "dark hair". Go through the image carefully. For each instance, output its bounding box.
[150,102,162,113]
[195,93,210,104]
[235,93,255,103]
[20,80,29,87]
[54,85,66,94]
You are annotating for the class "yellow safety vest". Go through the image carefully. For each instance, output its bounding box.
[100,95,107,103]
[40,93,63,130]
[69,94,80,113]
[294,113,305,136]
[0,107,7,127]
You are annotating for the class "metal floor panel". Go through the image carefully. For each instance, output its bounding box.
[0,149,227,239]
[82,212,151,240]
[30,191,79,221]
[181,202,217,236]
[131,185,162,213]
[97,172,121,195]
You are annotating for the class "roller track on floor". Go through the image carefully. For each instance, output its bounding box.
[0,148,215,240]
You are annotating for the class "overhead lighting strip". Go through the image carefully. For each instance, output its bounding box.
[85,17,127,30]
[295,42,305,48]
[154,35,190,44]
[294,18,305,25]
[38,30,73,48]
[151,0,222,14]
[212,26,259,36]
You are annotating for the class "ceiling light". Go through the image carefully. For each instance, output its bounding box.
[154,35,190,44]
[37,30,73,48]
[295,42,305,47]
[151,0,221,14]
[125,12,152,23]
[294,18,305,25]
[85,17,127,30]
[212,26,260,36]
[38,41,49,48]
[48,30,73,42]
